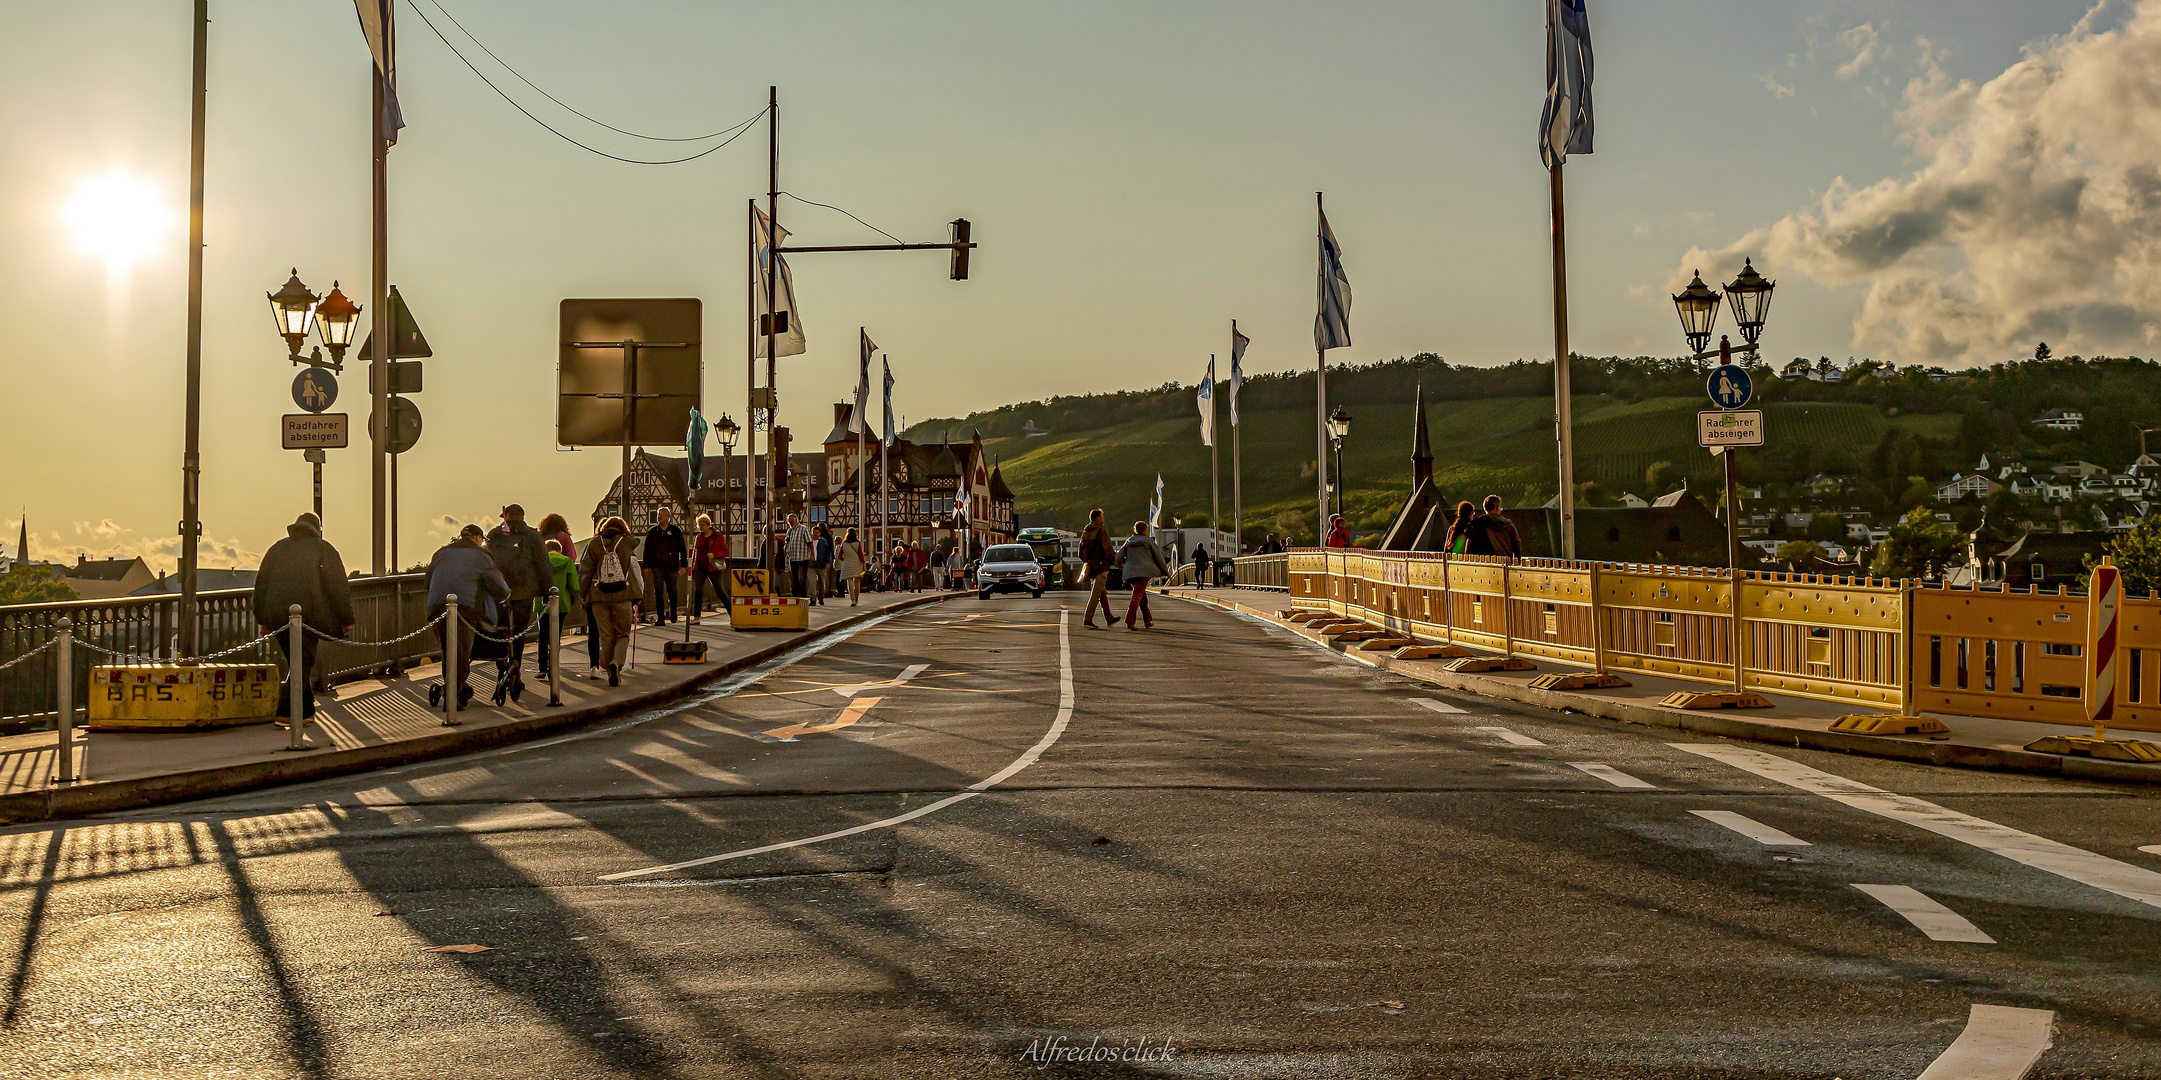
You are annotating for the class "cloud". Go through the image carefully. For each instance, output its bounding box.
[1755,72,1797,100]
[1834,23,1884,80]
[1693,1,2161,364]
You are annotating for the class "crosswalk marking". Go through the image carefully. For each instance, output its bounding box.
[1478,726,1545,747]
[1690,810,1809,846]
[1569,762,1656,789]
[1915,1005,2054,1079]
[1407,697,1465,714]
[1853,884,1995,943]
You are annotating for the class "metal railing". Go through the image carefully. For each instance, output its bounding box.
[1233,553,1288,590]
[0,574,433,732]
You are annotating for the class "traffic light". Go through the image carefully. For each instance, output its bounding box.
[949,219,972,281]
[770,425,791,493]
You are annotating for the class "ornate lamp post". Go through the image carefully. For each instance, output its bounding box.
[715,412,740,555]
[1326,406,1352,522]
[267,270,319,362]
[313,282,363,369]
[1671,270,1721,359]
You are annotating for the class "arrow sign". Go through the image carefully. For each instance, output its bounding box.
[357,284,432,359]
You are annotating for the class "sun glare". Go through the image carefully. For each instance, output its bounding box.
[63,174,167,269]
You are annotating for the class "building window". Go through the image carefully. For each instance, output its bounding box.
[1930,636,1941,687]
[1956,638,1969,690]
[1607,527,1621,542]
[2031,561,2046,581]
[2043,642,2082,656]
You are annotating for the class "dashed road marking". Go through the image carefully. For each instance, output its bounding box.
[1676,743,2161,909]
[1478,726,1545,747]
[1690,810,1809,846]
[2139,845,2161,855]
[1853,884,1995,943]
[1569,762,1656,789]
[762,696,883,742]
[1407,697,1465,714]
[1914,1004,2054,1079]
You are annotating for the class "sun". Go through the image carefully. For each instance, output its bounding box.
[63,174,168,269]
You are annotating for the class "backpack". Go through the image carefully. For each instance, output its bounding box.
[595,541,629,593]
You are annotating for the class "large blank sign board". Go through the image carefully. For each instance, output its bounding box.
[558,298,702,446]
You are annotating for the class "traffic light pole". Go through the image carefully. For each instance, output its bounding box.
[178,0,207,660]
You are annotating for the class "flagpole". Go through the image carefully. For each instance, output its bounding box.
[1315,193,1330,545]
[745,198,758,562]
[1551,161,1577,560]
[879,422,890,583]
[763,86,780,572]
[857,331,867,550]
[367,17,389,578]
[1231,321,1243,558]
[1209,355,1220,574]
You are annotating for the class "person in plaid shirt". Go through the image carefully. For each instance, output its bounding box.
[785,514,815,598]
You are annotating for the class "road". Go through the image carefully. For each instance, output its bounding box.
[0,591,2156,1078]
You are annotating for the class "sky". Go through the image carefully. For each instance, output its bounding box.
[0,0,2139,572]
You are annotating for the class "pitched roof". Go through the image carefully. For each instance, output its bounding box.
[989,465,1014,499]
[821,402,881,446]
[65,557,150,581]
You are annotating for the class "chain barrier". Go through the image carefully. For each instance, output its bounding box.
[305,613,447,649]
[0,638,58,674]
[469,617,546,646]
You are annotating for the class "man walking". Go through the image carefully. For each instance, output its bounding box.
[785,513,815,598]
[1080,508,1117,627]
[642,508,686,624]
[426,524,511,708]
[489,504,554,675]
[252,512,353,722]
[1465,495,1523,561]
[1192,542,1211,590]
[811,524,832,606]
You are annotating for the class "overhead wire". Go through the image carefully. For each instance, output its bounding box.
[401,0,766,165]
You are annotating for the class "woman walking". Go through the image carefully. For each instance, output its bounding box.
[837,528,867,605]
[1444,501,1476,554]
[690,514,729,622]
[1118,520,1171,630]
[537,512,577,562]
[579,515,644,687]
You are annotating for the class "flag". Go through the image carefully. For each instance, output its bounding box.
[1197,358,1216,448]
[882,358,896,447]
[1229,324,1249,426]
[1540,0,1594,168]
[954,482,970,523]
[753,206,806,358]
[353,0,405,146]
[685,407,709,490]
[1315,209,1351,351]
[1149,474,1164,529]
[851,329,875,434]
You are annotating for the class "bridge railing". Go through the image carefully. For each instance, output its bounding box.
[1289,547,2050,721]
[0,574,434,732]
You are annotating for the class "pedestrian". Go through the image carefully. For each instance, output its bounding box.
[1323,515,1352,548]
[1080,508,1117,628]
[537,512,576,563]
[838,527,867,605]
[641,507,686,624]
[690,513,729,622]
[1465,495,1522,560]
[1445,500,1476,554]
[251,512,354,722]
[784,513,814,598]
[1118,520,1171,630]
[488,504,554,676]
[906,540,925,592]
[539,538,580,679]
[580,515,643,687]
[1192,542,1211,590]
[426,524,510,709]
[811,524,833,606]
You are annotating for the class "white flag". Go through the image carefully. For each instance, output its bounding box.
[1197,358,1216,448]
[753,206,806,358]
[851,329,874,433]
[1540,0,1594,168]
[352,0,405,146]
[1149,474,1165,529]
[954,483,970,523]
[1315,208,1351,352]
[882,358,897,448]
[1230,323,1249,426]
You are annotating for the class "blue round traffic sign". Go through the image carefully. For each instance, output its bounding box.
[293,368,338,413]
[1707,364,1752,410]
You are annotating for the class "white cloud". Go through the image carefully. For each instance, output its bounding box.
[1834,23,1884,80]
[1756,72,1797,100]
[1695,1,2161,364]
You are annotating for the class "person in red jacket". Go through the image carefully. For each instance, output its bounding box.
[690,513,730,622]
[1323,515,1353,548]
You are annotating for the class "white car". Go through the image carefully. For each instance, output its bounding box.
[976,544,1045,599]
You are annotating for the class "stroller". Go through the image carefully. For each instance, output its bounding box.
[426,603,528,710]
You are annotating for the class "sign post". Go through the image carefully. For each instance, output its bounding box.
[1659,340,1775,711]
[291,370,339,523]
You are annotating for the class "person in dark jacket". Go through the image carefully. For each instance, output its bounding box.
[252,513,354,720]
[642,507,687,624]
[1464,495,1523,560]
[1079,509,1117,627]
[1192,543,1211,589]
[426,525,511,709]
[489,504,554,675]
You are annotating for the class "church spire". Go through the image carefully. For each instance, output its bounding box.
[1411,385,1433,484]
[14,510,24,563]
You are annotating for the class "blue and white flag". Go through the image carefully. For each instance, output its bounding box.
[1540,0,1594,168]
[1315,208,1351,352]
[686,406,709,490]
[1149,474,1164,530]
[1197,358,1217,448]
[1229,323,1249,426]
[753,206,806,358]
[852,329,875,434]
[882,357,896,447]
[352,0,405,146]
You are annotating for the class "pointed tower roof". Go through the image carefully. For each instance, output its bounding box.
[1411,385,1434,484]
[15,511,25,563]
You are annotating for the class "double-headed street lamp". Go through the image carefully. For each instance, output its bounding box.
[267,269,362,371]
[1326,406,1352,522]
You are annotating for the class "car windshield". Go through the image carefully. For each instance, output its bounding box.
[983,546,1036,564]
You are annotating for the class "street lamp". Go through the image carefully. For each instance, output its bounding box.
[1724,259,1775,347]
[713,411,740,558]
[1327,406,1352,521]
[313,282,362,370]
[267,269,319,360]
[1671,270,1721,358]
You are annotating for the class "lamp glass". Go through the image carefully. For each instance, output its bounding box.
[314,283,362,349]
[1671,270,1721,353]
[1327,407,1352,440]
[1723,259,1776,344]
[267,270,318,348]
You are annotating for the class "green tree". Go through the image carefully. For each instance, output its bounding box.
[1869,507,1967,580]
[2093,513,2161,595]
[1645,460,1675,494]
[0,566,76,606]
[1776,539,1824,567]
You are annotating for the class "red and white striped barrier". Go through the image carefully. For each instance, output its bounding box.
[2088,556,2121,738]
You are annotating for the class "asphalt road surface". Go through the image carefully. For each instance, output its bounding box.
[0,591,2157,1078]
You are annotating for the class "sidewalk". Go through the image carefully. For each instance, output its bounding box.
[1162,585,2161,787]
[0,590,956,823]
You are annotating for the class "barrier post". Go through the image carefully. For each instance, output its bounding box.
[1590,561,1609,676]
[285,604,307,750]
[52,618,76,784]
[1501,561,1514,659]
[1731,569,1747,693]
[442,595,461,727]
[547,587,563,707]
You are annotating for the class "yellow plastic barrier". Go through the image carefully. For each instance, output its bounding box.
[87,664,280,729]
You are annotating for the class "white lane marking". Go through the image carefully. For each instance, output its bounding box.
[1407,697,1465,714]
[1916,1005,2054,1080]
[830,663,931,698]
[763,696,883,742]
[1569,762,1657,789]
[1675,743,2161,910]
[1478,726,1545,747]
[599,609,1075,882]
[1690,810,1810,846]
[2139,845,2161,856]
[1852,884,1996,943]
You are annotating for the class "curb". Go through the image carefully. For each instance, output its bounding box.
[0,591,960,825]
[1163,590,2161,789]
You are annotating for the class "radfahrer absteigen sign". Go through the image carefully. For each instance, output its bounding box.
[1698,409,1764,448]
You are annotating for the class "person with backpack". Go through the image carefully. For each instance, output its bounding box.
[1445,501,1477,554]
[580,516,644,687]
[690,514,729,623]
[426,525,511,710]
[1118,520,1171,630]
[538,538,580,679]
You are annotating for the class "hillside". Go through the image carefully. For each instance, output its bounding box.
[907,353,2161,545]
